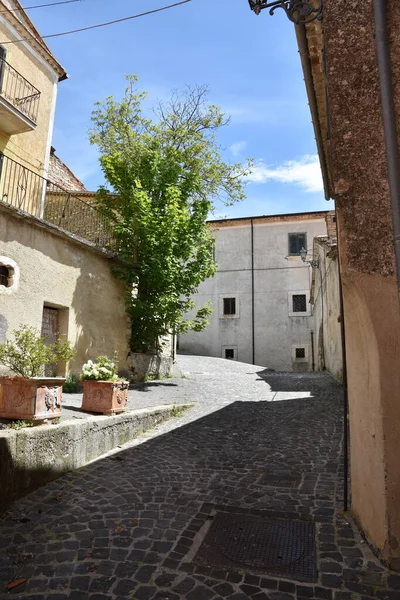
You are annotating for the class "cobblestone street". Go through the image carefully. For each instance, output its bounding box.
[0,355,399,600]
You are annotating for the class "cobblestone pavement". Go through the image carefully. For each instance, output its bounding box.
[0,355,399,600]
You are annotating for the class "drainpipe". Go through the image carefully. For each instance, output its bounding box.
[336,211,350,512]
[310,330,315,371]
[373,0,400,297]
[251,219,255,365]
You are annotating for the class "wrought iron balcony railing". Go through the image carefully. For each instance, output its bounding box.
[0,58,41,124]
[0,153,117,252]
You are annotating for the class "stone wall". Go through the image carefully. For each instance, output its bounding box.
[0,405,179,513]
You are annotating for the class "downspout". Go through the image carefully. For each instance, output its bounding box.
[373,0,400,297]
[310,329,315,371]
[336,212,349,511]
[251,219,255,365]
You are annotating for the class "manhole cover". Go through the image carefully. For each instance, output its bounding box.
[259,473,301,487]
[194,512,316,582]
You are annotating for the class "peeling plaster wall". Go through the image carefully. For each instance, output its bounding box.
[0,206,130,375]
[323,0,400,568]
[311,241,342,381]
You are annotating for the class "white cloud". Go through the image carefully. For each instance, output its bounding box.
[246,154,323,193]
[229,141,247,157]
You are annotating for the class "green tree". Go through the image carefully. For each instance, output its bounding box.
[89,76,251,353]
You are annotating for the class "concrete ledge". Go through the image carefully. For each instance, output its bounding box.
[0,405,181,513]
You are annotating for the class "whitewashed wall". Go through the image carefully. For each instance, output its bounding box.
[180,215,328,371]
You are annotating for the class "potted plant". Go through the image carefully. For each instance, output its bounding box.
[0,326,75,421]
[80,355,129,415]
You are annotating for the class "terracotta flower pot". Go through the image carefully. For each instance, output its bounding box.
[81,380,129,415]
[0,376,65,421]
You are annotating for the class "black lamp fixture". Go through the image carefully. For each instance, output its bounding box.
[247,0,322,24]
[300,247,319,268]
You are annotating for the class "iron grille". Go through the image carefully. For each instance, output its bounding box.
[295,348,306,359]
[292,294,307,313]
[0,153,117,252]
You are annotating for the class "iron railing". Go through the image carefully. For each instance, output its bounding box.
[0,58,41,124]
[0,153,116,251]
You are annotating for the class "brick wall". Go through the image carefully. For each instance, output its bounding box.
[325,211,337,241]
[48,148,87,192]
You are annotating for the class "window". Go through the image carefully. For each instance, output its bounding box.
[0,265,9,287]
[219,295,239,319]
[223,297,236,315]
[0,257,18,293]
[295,347,306,359]
[292,294,307,313]
[222,345,237,360]
[292,345,309,363]
[288,232,307,256]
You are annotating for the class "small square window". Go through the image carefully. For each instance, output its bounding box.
[295,347,306,359]
[289,233,307,256]
[223,297,236,315]
[225,348,235,360]
[292,294,307,312]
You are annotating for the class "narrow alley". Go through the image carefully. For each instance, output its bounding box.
[0,355,398,600]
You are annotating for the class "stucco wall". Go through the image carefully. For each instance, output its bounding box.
[180,215,327,370]
[311,240,342,381]
[0,205,130,375]
[323,0,400,568]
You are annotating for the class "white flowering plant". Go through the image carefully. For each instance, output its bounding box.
[80,355,119,381]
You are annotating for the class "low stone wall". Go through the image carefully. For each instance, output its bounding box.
[0,405,179,513]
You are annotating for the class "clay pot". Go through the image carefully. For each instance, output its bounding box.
[81,380,129,415]
[0,376,65,421]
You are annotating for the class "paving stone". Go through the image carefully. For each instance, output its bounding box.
[0,358,396,600]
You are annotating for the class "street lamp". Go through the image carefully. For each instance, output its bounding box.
[247,0,323,24]
[300,247,319,268]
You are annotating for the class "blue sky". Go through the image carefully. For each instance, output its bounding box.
[23,0,334,218]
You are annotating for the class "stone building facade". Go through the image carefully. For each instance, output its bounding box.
[180,211,329,371]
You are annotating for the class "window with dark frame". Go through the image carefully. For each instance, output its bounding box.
[288,232,307,256]
[292,294,307,313]
[225,348,235,360]
[223,297,236,315]
[295,347,306,359]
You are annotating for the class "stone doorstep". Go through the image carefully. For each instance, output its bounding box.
[0,404,190,514]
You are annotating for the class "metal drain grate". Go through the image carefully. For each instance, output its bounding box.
[259,473,301,487]
[194,512,316,582]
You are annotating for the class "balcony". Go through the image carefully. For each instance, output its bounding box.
[0,153,117,251]
[0,59,40,134]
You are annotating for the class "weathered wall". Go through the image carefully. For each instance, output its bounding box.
[324,0,400,568]
[180,214,327,370]
[311,239,342,381]
[0,405,178,513]
[0,204,130,374]
[48,149,87,192]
